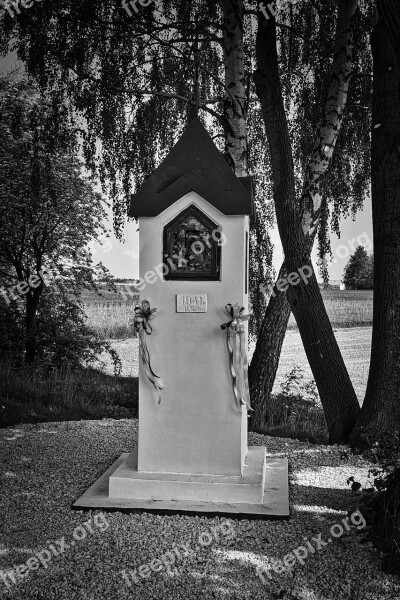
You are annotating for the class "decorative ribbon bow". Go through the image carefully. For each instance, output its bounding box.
[221,303,252,411]
[131,300,163,404]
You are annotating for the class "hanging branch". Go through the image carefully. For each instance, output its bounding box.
[300,0,359,239]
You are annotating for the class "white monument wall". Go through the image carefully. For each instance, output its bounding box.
[137,191,249,476]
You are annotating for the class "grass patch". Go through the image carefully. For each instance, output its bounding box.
[84,302,138,339]
[259,393,328,444]
[0,360,138,428]
[251,366,329,444]
[83,288,139,339]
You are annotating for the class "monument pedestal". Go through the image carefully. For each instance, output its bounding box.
[73,449,289,518]
[109,446,267,504]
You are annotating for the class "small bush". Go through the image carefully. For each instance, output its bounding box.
[352,433,400,575]
[0,289,122,372]
[263,366,328,443]
[34,290,122,373]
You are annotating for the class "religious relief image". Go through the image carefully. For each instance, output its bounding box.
[163,205,221,280]
[171,215,212,272]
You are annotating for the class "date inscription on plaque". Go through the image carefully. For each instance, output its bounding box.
[176,294,207,313]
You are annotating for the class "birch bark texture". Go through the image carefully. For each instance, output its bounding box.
[222,0,248,177]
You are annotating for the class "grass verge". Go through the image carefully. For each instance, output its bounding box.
[0,360,138,428]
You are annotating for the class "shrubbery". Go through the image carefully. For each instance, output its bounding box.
[0,287,127,428]
[351,433,400,575]
[262,365,327,443]
[0,286,121,373]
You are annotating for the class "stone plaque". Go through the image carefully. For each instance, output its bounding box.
[176,294,207,313]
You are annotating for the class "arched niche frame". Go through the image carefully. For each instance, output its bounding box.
[163,204,222,281]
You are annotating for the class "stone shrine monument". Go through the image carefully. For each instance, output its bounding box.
[74,119,288,517]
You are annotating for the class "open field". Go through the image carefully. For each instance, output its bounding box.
[85,288,373,405]
[287,289,373,329]
[270,326,371,403]
[84,288,373,340]
[103,326,371,408]
[1,291,372,429]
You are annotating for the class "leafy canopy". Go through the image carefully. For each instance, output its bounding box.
[0,74,120,370]
[0,1,372,322]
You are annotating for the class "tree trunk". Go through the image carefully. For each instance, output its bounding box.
[249,266,291,431]
[253,0,360,442]
[25,292,40,364]
[250,0,360,434]
[222,0,248,177]
[286,259,360,442]
[221,1,282,428]
[350,1,400,446]
[221,0,280,429]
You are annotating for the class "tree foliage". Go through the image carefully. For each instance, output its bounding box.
[343,245,373,289]
[0,0,370,331]
[0,74,120,371]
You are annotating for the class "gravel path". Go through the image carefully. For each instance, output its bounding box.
[1,420,399,600]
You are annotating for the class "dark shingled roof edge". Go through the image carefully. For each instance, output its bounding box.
[129,118,254,220]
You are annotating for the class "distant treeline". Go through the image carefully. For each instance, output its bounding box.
[103,278,139,284]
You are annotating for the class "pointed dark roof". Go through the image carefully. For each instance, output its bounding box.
[129,118,254,219]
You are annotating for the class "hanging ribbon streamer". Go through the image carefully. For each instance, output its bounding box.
[131,300,163,404]
[221,303,252,411]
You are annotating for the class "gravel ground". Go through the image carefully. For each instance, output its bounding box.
[1,420,399,600]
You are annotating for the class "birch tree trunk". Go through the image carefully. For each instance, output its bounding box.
[252,0,361,442]
[221,0,248,177]
[350,0,400,446]
[222,1,277,429]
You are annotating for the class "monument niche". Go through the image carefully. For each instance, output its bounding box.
[74,118,288,516]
